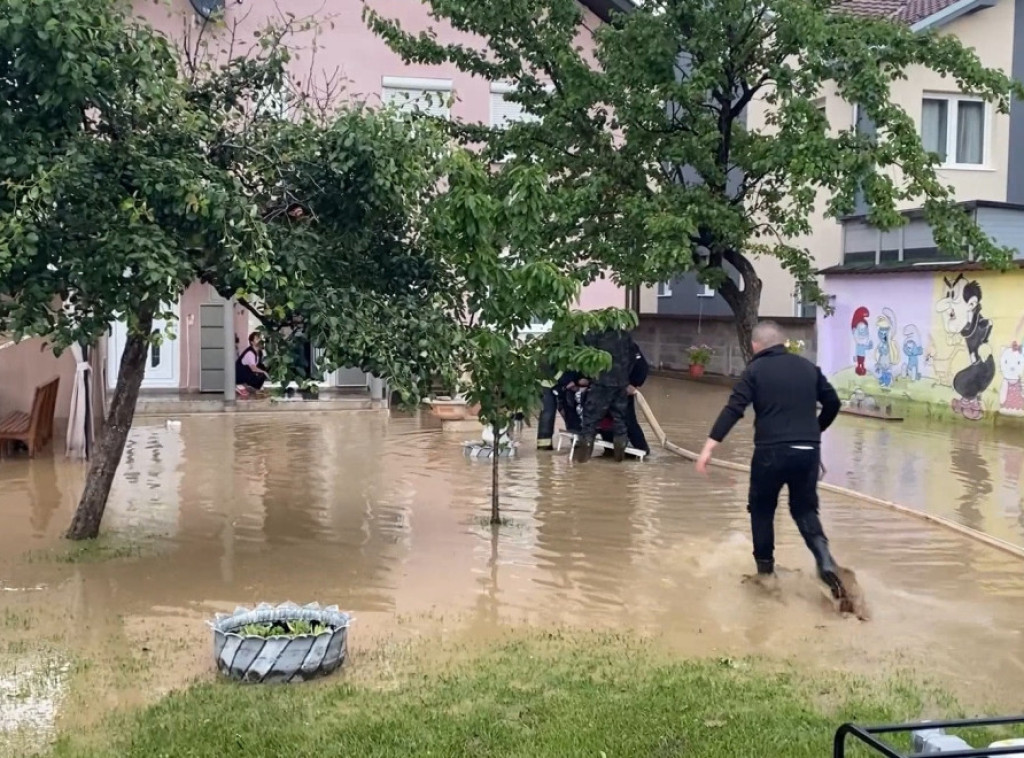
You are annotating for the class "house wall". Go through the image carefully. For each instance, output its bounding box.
[633,314,817,377]
[817,269,1024,424]
[745,1,1016,313]
[0,338,105,435]
[133,0,621,391]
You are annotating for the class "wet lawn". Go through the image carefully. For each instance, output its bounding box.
[41,631,982,758]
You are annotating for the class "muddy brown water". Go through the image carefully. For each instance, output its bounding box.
[2,379,1024,747]
[644,377,1024,548]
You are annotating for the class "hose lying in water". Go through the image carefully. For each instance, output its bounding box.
[632,390,1024,562]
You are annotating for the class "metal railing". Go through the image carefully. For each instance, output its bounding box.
[834,717,1024,757]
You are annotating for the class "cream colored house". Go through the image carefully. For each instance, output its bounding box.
[647,0,1020,319]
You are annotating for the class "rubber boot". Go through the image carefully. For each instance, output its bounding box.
[807,534,846,600]
[755,558,775,576]
[572,436,594,464]
[613,435,628,462]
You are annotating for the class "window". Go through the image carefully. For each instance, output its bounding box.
[381,77,452,120]
[254,77,292,120]
[921,95,986,167]
[794,285,817,319]
[657,281,673,297]
[489,82,540,129]
[697,252,715,298]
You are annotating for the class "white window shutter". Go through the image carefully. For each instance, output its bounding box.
[382,86,451,120]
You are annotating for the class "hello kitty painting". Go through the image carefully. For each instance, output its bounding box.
[999,341,1024,417]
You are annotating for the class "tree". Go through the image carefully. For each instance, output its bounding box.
[367,0,1023,358]
[0,0,459,539]
[428,151,631,523]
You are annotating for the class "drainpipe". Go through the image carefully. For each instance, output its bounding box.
[223,298,236,405]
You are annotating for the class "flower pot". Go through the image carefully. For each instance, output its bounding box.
[688,364,706,378]
[209,602,351,684]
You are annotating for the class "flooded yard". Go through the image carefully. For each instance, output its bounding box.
[2,378,1024,751]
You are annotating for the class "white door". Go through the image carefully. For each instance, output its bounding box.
[108,304,180,390]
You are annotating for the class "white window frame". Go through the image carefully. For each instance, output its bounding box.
[793,285,817,318]
[381,76,453,120]
[920,93,989,170]
[489,81,543,129]
[697,252,715,298]
[656,281,673,297]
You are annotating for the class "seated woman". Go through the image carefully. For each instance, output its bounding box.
[236,331,270,398]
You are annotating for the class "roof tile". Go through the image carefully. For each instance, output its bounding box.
[835,0,964,25]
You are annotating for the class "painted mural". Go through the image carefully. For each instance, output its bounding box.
[817,270,1024,424]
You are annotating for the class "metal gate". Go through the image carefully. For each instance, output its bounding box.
[834,716,1024,757]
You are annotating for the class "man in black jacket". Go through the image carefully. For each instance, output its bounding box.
[695,321,847,602]
[573,328,636,463]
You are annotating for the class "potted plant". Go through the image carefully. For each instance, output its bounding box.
[785,339,806,355]
[688,344,713,378]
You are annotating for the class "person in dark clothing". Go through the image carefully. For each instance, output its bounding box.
[537,359,561,450]
[574,329,636,463]
[554,371,588,434]
[695,321,847,602]
[235,331,270,398]
[598,343,650,455]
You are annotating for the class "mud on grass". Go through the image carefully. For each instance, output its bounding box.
[40,630,993,758]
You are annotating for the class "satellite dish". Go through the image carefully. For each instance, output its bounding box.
[189,0,225,20]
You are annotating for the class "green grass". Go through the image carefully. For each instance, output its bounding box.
[39,631,999,758]
[23,536,158,564]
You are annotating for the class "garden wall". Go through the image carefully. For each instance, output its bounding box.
[633,314,817,377]
[818,268,1024,426]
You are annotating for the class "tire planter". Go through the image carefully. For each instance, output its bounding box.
[209,602,351,684]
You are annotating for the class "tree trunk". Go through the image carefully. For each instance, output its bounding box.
[490,421,501,525]
[66,311,153,540]
[718,249,763,365]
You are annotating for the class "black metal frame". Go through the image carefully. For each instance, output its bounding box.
[834,717,1024,758]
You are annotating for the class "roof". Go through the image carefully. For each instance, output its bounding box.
[577,0,638,22]
[579,0,990,30]
[841,199,1024,224]
[835,0,996,29]
[820,259,1024,275]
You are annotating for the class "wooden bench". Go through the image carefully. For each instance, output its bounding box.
[0,377,59,457]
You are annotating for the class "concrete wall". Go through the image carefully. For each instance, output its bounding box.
[633,314,817,377]
[818,268,1024,424]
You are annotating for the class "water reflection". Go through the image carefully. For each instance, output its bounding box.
[1,399,1024,743]
[644,377,1024,548]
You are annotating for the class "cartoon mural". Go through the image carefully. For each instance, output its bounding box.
[903,325,924,380]
[817,270,1024,425]
[851,307,872,376]
[935,274,995,421]
[874,308,900,388]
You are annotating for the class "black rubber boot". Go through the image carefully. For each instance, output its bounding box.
[809,536,846,600]
[755,558,775,576]
[572,436,594,463]
[795,515,847,601]
[613,435,628,462]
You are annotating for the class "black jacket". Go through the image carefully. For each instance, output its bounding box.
[584,329,637,388]
[709,345,841,447]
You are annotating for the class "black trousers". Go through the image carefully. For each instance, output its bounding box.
[598,396,649,453]
[748,445,830,564]
[237,365,266,390]
[581,385,628,439]
[537,387,557,447]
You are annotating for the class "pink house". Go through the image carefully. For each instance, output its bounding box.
[1,0,628,426]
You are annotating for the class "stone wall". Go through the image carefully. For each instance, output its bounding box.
[633,314,817,377]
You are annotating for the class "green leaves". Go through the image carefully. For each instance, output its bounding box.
[371,0,1022,330]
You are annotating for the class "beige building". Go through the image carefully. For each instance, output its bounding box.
[646,0,1020,319]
